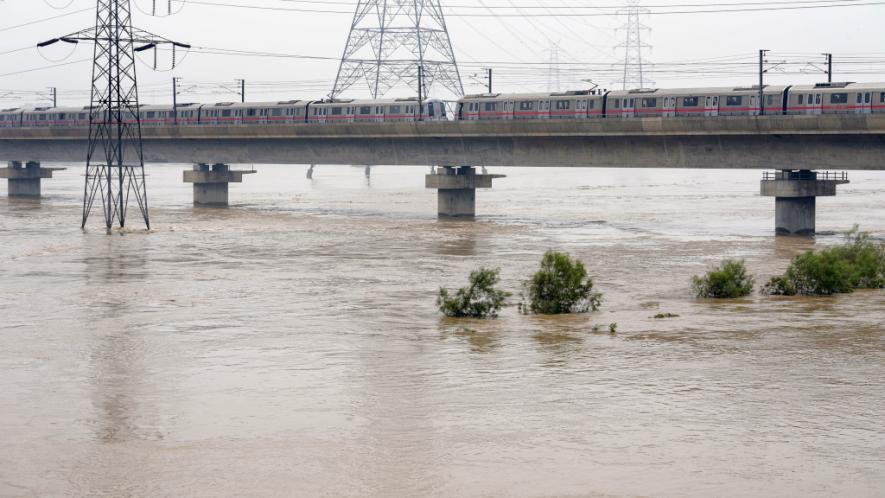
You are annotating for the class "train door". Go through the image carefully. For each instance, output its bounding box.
[663,96,676,117]
[812,93,823,114]
[503,101,514,120]
[704,96,719,117]
[856,92,872,114]
[623,98,635,118]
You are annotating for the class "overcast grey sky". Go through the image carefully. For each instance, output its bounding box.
[1,0,884,107]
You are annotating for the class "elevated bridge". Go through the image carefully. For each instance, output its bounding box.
[1,114,884,234]
[1,114,884,169]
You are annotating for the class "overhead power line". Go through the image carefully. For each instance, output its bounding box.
[181,0,885,16]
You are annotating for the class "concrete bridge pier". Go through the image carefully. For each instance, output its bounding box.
[183,163,256,206]
[0,161,65,197]
[761,170,849,236]
[425,166,505,218]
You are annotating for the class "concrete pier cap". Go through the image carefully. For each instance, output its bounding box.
[183,163,256,206]
[425,166,505,218]
[761,170,849,236]
[0,161,66,197]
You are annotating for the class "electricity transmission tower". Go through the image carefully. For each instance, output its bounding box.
[331,0,464,99]
[39,0,188,231]
[546,42,562,92]
[615,0,652,90]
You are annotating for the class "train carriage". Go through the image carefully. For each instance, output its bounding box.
[20,106,90,127]
[458,91,604,121]
[205,100,308,126]
[0,108,23,128]
[139,104,176,126]
[609,86,789,118]
[308,100,354,124]
[786,82,885,115]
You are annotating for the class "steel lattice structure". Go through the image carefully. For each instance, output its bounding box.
[615,0,653,90]
[40,0,187,231]
[331,0,464,99]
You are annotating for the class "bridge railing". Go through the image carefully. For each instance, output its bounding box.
[762,171,849,182]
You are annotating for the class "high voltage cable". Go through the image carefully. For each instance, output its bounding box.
[182,0,885,15]
[0,8,92,34]
[276,0,870,8]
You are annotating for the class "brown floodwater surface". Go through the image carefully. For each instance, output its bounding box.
[1,165,884,497]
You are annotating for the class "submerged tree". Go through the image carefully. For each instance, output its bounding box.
[691,259,755,299]
[520,250,602,314]
[762,226,885,296]
[437,267,511,319]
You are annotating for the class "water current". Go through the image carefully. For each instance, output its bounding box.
[1,165,884,497]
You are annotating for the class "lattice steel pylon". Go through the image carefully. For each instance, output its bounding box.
[39,0,187,231]
[331,0,464,99]
[615,0,652,90]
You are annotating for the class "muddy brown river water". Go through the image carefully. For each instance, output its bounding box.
[1,165,884,497]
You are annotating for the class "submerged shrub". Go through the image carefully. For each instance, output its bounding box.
[691,259,755,299]
[437,267,511,318]
[762,226,885,296]
[520,250,602,314]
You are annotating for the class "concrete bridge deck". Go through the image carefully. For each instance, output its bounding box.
[1,114,885,169]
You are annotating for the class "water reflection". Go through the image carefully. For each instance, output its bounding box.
[440,324,501,353]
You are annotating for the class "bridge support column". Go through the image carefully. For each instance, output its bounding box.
[183,163,256,206]
[0,161,65,197]
[425,166,505,218]
[761,170,849,236]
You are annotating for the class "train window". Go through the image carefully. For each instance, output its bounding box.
[613,99,620,109]
[147,112,155,118]
[272,109,282,116]
[556,100,570,110]
[767,95,774,106]
[627,99,634,108]
[881,92,885,103]
[331,107,343,115]
[815,94,821,104]
[589,100,595,109]
[683,97,699,107]
[798,95,804,105]
[519,101,534,111]
[484,102,497,112]
[390,105,401,114]
[359,106,371,114]
[247,109,256,117]
[830,93,848,104]
[222,110,231,117]
[726,96,743,106]
[58,113,66,120]
[641,98,656,108]
[865,93,871,104]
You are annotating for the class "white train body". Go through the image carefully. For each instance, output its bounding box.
[2,83,882,129]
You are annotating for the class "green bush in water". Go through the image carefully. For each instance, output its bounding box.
[520,250,602,314]
[437,267,511,318]
[762,227,885,296]
[691,259,755,299]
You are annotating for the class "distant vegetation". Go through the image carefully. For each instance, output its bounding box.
[691,259,755,299]
[437,267,511,318]
[763,227,885,296]
[520,250,602,314]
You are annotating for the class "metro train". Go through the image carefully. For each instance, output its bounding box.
[1,82,884,128]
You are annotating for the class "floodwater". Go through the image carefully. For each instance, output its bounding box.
[1,165,884,498]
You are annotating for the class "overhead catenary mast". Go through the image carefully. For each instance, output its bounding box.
[331,0,464,99]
